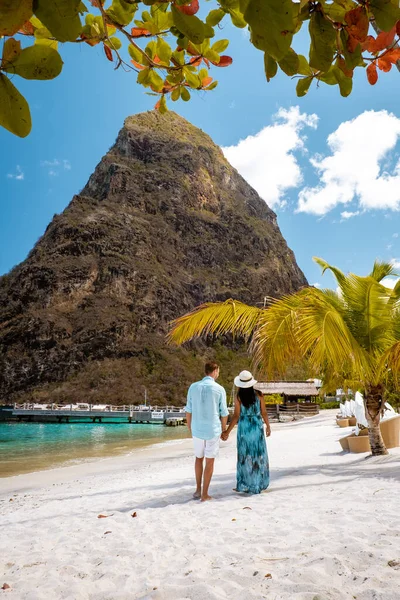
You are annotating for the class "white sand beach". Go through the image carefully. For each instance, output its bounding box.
[1,410,400,600]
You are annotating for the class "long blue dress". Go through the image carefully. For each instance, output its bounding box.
[236,395,270,494]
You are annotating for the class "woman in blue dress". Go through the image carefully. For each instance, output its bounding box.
[221,370,271,494]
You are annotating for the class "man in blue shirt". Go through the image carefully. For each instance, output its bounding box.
[186,361,229,502]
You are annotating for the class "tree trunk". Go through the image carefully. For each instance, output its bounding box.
[365,384,388,456]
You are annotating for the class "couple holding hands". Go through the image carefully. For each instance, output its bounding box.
[185,361,271,502]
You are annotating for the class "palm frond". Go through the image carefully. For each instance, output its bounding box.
[379,341,400,382]
[313,256,346,288]
[295,289,369,380]
[370,260,398,282]
[167,299,262,346]
[341,274,395,353]
[251,290,307,375]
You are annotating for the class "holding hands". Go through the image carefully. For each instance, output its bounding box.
[221,429,229,441]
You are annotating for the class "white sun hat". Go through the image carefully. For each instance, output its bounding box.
[234,370,257,388]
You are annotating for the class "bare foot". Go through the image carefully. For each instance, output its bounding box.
[193,490,201,499]
[201,494,213,502]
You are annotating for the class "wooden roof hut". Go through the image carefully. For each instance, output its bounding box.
[254,381,319,403]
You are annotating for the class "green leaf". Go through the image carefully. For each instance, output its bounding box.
[340,30,364,69]
[0,0,33,36]
[332,65,353,97]
[206,8,225,26]
[172,5,209,44]
[145,41,157,60]
[206,80,218,90]
[33,0,82,42]
[184,68,201,88]
[244,0,294,61]
[323,0,357,23]
[370,0,400,31]
[106,0,137,26]
[264,53,278,81]
[296,76,312,97]
[105,36,122,50]
[172,49,185,65]
[318,67,337,85]
[137,67,151,85]
[212,39,229,54]
[297,54,312,75]
[0,73,31,137]
[156,37,172,64]
[204,48,221,63]
[149,69,164,92]
[228,8,247,28]
[34,37,59,50]
[128,44,143,63]
[171,87,180,101]
[278,48,299,76]
[180,86,191,101]
[4,45,63,80]
[309,11,336,72]
[158,94,168,114]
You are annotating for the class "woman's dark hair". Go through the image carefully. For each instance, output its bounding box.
[238,386,258,408]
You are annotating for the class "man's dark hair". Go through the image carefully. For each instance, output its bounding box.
[205,361,219,375]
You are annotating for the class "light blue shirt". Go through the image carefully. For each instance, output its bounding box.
[186,376,229,440]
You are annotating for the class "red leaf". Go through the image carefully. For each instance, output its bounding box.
[1,584,10,590]
[377,57,392,72]
[98,513,114,518]
[397,20,400,36]
[345,6,369,42]
[337,56,353,78]
[80,34,99,47]
[202,76,213,87]
[175,0,199,16]
[131,27,151,37]
[189,56,202,67]
[366,62,378,85]
[385,49,400,63]
[361,35,377,53]
[104,45,113,62]
[19,21,34,35]
[154,99,161,110]
[373,26,397,53]
[212,55,233,67]
[131,512,137,518]
[131,60,146,70]
[202,57,210,68]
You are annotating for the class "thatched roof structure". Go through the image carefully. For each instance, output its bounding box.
[255,381,319,397]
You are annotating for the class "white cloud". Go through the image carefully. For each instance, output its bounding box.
[222,106,318,209]
[383,277,399,289]
[341,210,360,220]
[390,259,400,269]
[312,282,321,288]
[7,165,24,181]
[298,110,400,216]
[40,158,71,176]
[393,233,399,238]
[41,159,60,168]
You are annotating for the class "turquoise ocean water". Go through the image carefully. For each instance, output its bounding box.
[0,421,190,477]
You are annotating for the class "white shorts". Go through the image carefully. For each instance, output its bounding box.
[193,436,220,459]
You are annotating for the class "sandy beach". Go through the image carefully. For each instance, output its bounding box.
[1,410,400,600]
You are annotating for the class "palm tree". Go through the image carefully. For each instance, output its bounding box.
[168,258,400,456]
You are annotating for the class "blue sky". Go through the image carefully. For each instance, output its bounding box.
[2,14,400,291]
